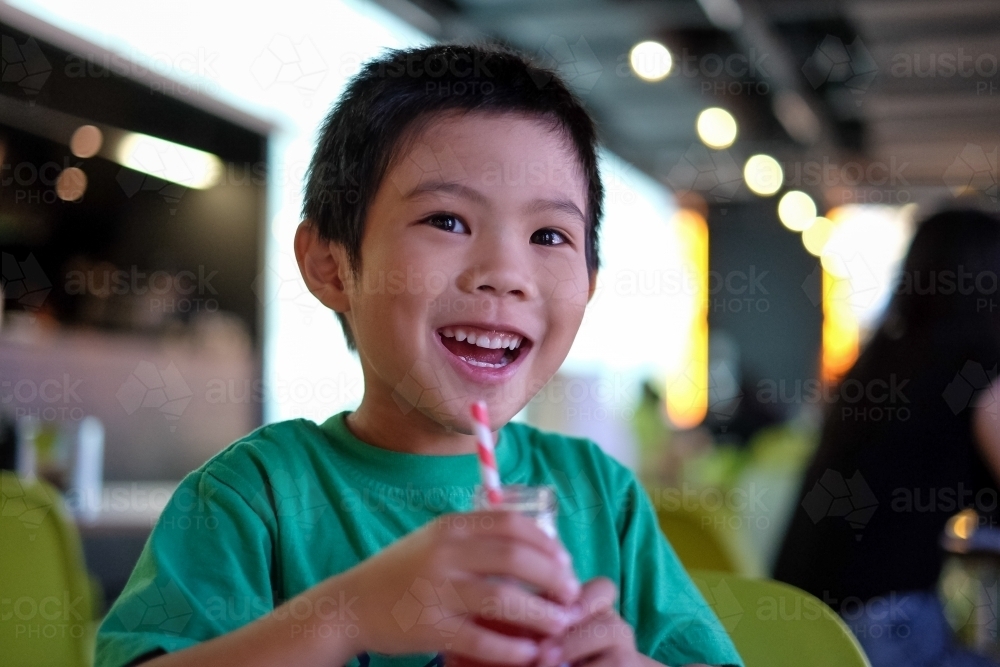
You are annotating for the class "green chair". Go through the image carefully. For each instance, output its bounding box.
[1,471,97,667]
[689,570,871,667]
[654,500,762,576]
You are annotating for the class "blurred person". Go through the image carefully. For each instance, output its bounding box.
[774,208,1000,667]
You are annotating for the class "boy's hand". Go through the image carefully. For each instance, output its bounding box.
[535,577,651,667]
[339,510,581,664]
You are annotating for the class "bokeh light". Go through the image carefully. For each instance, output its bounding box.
[743,154,783,196]
[70,124,103,158]
[116,132,223,190]
[778,190,817,231]
[629,40,673,81]
[696,107,737,149]
[802,216,833,256]
[664,208,709,430]
[55,167,87,201]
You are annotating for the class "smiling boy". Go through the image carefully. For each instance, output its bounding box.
[95,42,742,667]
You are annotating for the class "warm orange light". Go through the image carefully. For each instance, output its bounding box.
[821,267,859,383]
[56,167,87,201]
[665,209,709,429]
[947,508,979,540]
[70,125,103,158]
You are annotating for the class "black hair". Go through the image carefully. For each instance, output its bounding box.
[301,40,604,351]
[881,207,1000,337]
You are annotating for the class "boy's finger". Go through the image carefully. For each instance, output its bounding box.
[447,618,542,665]
[567,654,620,667]
[565,577,617,626]
[457,537,579,604]
[455,510,570,562]
[558,615,631,665]
[458,576,573,637]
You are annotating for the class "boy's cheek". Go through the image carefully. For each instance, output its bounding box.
[532,258,592,308]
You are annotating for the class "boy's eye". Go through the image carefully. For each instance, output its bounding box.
[531,228,568,246]
[424,213,469,234]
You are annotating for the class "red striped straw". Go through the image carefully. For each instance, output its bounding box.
[471,400,503,505]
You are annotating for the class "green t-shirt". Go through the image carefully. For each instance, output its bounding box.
[95,412,743,667]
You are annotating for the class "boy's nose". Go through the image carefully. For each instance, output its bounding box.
[462,264,535,300]
[459,246,537,300]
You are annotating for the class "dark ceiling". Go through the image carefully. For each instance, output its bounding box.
[373,0,1000,210]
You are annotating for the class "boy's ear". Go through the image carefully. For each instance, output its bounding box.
[294,220,352,313]
[587,269,598,303]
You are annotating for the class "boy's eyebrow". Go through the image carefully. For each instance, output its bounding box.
[406,180,586,227]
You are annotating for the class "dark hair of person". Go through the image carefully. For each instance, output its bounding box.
[824,207,1000,449]
[301,40,605,351]
[880,207,1000,339]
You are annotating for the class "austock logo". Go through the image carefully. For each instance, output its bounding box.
[250,35,327,106]
[940,566,999,640]
[391,577,468,639]
[528,35,602,95]
[691,575,743,632]
[116,361,194,430]
[801,469,878,540]
[550,469,603,526]
[115,138,204,213]
[802,35,878,105]
[0,474,55,540]
[707,361,743,425]
[391,358,464,421]
[248,468,329,531]
[800,255,880,311]
[665,144,742,208]
[115,171,188,213]
[251,253,323,324]
[667,577,743,642]
[387,141,467,198]
[0,35,51,97]
[943,144,998,203]
[114,577,193,634]
[1,252,51,311]
[943,360,998,416]
[664,360,743,427]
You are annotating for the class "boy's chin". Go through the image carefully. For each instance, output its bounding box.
[408,398,526,435]
[390,367,534,431]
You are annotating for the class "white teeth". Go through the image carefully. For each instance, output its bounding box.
[464,356,511,368]
[439,327,525,351]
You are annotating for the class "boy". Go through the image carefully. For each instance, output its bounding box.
[95,42,743,667]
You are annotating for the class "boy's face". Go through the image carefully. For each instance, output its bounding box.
[338,110,595,433]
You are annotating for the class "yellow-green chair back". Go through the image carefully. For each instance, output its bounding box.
[1,471,96,667]
[689,570,871,667]
[655,501,761,576]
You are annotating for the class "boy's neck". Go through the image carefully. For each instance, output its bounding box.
[345,399,497,456]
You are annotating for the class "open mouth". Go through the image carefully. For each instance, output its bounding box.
[436,326,532,369]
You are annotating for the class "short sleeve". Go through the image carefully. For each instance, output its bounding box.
[94,469,275,667]
[617,479,744,667]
